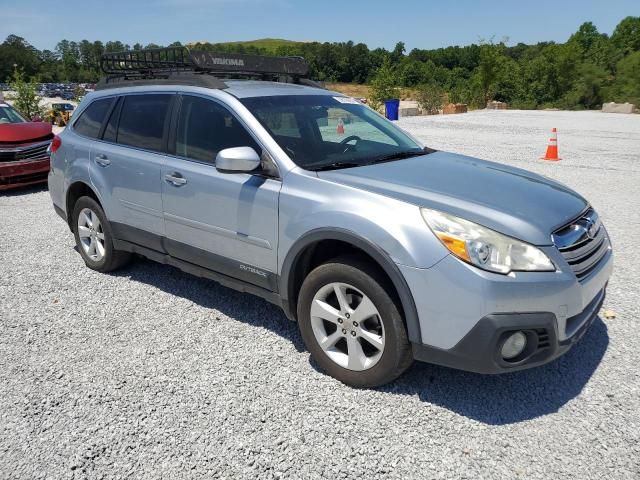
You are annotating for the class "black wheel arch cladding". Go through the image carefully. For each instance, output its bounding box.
[280,228,422,344]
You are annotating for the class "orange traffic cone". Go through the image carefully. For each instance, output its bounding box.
[336,118,345,135]
[541,128,561,161]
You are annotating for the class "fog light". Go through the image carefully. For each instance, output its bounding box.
[501,331,527,360]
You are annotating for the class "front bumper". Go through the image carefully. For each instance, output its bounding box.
[412,287,605,373]
[0,158,50,191]
[400,244,613,374]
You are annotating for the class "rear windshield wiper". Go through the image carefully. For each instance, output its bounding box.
[308,161,363,171]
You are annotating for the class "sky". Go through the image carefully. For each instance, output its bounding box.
[1,0,638,51]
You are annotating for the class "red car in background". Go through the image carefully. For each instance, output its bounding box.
[0,102,53,191]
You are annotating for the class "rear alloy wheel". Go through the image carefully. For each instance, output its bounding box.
[297,256,413,387]
[77,208,106,262]
[72,196,131,273]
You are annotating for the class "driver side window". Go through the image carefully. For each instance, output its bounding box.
[176,96,260,163]
[316,107,398,146]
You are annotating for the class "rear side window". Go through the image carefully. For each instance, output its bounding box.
[117,94,172,152]
[74,98,114,138]
[176,95,260,163]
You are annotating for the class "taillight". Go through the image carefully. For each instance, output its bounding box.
[49,135,62,154]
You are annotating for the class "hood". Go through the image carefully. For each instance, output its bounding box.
[317,152,588,245]
[0,122,53,144]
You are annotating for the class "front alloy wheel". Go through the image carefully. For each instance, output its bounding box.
[310,282,385,371]
[297,256,413,387]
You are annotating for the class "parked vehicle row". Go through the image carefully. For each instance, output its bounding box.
[39,83,81,100]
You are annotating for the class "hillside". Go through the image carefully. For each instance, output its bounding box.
[188,38,306,53]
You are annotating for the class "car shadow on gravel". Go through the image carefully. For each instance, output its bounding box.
[112,258,307,352]
[110,257,608,426]
[383,318,609,425]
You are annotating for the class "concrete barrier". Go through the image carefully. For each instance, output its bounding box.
[443,103,468,114]
[399,107,420,117]
[602,102,638,114]
[487,100,508,110]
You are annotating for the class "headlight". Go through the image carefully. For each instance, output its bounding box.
[421,208,555,274]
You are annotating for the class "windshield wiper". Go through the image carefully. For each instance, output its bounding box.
[308,148,432,171]
[369,150,426,164]
[308,161,363,171]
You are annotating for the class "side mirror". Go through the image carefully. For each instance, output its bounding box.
[215,147,261,173]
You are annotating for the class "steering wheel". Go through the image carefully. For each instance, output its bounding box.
[339,135,362,153]
[340,135,361,145]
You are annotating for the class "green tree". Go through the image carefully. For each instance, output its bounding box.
[38,49,59,82]
[368,58,399,110]
[606,51,640,105]
[416,83,444,114]
[561,63,608,109]
[518,42,580,108]
[570,22,603,53]
[472,40,508,106]
[611,16,640,56]
[390,41,405,63]
[8,68,43,119]
[0,35,40,81]
[568,22,614,70]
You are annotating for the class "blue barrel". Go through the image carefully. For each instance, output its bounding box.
[384,99,400,120]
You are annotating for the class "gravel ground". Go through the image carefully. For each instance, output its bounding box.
[1,110,639,479]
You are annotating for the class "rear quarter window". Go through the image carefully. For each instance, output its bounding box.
[73,97,114,138]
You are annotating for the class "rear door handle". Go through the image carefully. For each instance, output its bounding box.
[164,172,187,186]
[95,154,111,167]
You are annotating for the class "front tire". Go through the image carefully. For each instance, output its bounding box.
[297,256,413,387]
[72,196,131,272]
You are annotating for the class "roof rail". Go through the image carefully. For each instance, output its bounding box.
[100,46,309,80]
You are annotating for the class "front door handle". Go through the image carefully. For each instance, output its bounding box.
[95,153,111,167]
[164,173,187,186]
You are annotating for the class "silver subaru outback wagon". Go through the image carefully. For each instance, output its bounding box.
[48,49,613,387]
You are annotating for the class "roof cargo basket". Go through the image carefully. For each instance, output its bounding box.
[100,46,309,79]
[100,46,192,76]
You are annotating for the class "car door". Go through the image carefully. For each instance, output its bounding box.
[89,93,173,247]
[161,94,280,291]
[62,96,114,204]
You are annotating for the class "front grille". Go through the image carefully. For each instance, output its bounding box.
[0,141,51,163]
[564,288,605,338]
[553,208,611,281]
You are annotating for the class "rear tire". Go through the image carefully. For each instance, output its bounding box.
[297,255,413,387]
[72,196,131,272]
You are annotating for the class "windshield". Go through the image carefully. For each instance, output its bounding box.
[241,95,424,170]
[0,105,26,124]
